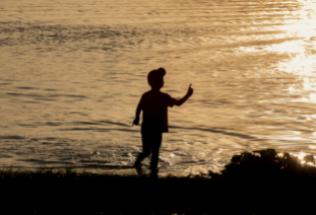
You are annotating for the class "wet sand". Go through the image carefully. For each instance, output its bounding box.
[1,0,316,174]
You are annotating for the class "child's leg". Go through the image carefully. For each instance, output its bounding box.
[150,132,162,177]
[134,131,151,167]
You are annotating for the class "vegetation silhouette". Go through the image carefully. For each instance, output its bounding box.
[1,149,316,214]
[133,67,193,178]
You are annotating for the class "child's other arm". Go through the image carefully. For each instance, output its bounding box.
[175,84,193,106]
[132,98,143,125]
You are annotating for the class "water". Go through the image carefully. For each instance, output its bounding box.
[1,0,316,176]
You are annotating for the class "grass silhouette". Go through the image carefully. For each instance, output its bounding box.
[1,149,316,214]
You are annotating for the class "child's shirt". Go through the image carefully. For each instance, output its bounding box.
[138,90,176,132]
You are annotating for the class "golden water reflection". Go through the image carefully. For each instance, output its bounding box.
[1,0,316,175]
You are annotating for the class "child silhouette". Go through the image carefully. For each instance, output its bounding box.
[133,67,193,178]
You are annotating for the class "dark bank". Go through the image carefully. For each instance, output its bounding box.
[1,149,316,215]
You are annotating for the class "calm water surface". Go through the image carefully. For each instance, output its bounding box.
[1,0,316,176]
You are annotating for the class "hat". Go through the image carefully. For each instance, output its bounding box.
[147,67,166,86]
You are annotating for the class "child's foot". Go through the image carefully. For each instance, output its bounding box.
[133,163,143,175]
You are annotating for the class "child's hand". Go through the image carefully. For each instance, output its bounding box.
[187,84,193,97]
[132,117,139,126]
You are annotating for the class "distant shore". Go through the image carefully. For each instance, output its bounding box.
[1,149,316,215]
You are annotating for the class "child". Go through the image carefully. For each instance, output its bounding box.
[132,67,193,178]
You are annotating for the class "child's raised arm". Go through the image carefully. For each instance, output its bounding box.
[174,84,193,106]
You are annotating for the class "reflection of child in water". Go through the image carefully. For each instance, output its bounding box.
[132,67,193,178]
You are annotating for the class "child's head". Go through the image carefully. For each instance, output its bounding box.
[147,67,166,90]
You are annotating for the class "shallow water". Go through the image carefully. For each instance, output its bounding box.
[0,0,316,176]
